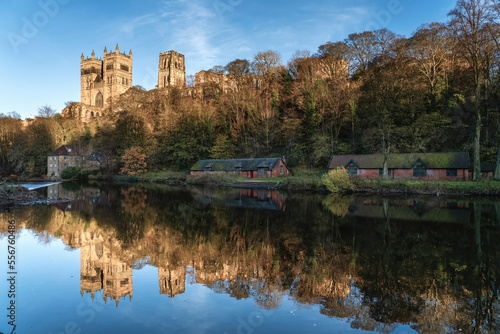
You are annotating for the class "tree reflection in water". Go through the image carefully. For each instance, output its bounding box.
[1,183,500,333]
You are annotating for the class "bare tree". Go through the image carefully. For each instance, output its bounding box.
[252,50,282,77]
[487,0,500,179]
[287,50,311,79]
[345,31,378,73]
[37,105,56,118]
[408,23,450,97]
[7,111,21,119]
[186,74,196,88]
[448,0,495,180]
[373,28,398,55]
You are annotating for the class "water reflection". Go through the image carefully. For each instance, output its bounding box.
[3,183,500,333]
[78,233,133,305]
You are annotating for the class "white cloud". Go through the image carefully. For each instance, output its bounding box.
[120,14,160,35]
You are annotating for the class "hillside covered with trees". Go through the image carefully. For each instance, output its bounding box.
[3,0,500,179]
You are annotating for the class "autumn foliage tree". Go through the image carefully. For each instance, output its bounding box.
[120,146,147,176]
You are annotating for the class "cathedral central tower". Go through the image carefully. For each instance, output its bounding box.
[158,50,186,89]
[80,45,132,120]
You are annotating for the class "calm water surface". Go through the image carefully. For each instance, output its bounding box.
[1,182,499,334]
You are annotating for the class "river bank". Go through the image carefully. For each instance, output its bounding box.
[0,184,45,206]
[98,170,500,196]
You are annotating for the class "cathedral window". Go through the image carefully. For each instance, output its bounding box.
[95,92,103,108]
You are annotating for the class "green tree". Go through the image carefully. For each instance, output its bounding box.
[210,133,234,159]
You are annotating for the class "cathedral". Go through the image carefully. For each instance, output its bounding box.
[72,45,186,122]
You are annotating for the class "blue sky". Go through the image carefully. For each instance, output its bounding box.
[0,0,457,119]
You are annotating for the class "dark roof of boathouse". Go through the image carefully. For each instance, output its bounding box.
[190,158,286,172]
[328,152,470,170]
[480,162,495,173]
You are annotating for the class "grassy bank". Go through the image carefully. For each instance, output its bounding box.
[101,168,500,196]
[352,178,500,196]
[105,170,187,184]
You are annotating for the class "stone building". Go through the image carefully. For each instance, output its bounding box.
[195,70,236,95]
[158,50,186,89]
[80,45,133,121]
[47,145,101,179]
[47,145,85,179]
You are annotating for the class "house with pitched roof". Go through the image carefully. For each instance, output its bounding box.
[47,145,86,179]
[190,158,289,178]
[328,152,470,180]
[47,145,104,179]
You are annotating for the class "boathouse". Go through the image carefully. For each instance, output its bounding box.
[328,152,470,180]
[190,158,289,178]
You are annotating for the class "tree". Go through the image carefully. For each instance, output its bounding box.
[225,59,252,91]
[3,111,21,119]
[408,23,450,104]
[37,105,56,118]
[287,50,311,79]
[210,133,234,159]
[358,52,416,178]
[487,0,500,179]
[186,74,196,88]
[9,120,57,177]
[345,31,378,73]
[120,146,147,175]
[449,0,495,180]
[316,42,351,79]
[252,50,282,77]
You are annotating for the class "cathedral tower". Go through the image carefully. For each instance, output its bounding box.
[80,45,132,120]
[158,50,186,89]
[103,44,133,108]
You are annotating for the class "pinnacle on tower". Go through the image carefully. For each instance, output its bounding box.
[91,50,95,59]
[129,49,133,57]
[104,46,107,54]
[81,53,84,60]
[115,44,119,53]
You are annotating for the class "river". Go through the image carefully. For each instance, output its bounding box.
[0,182,499,333]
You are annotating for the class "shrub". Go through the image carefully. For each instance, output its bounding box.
[61,166,82,179]
[320,167,352,193]
[186,172,234,186]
